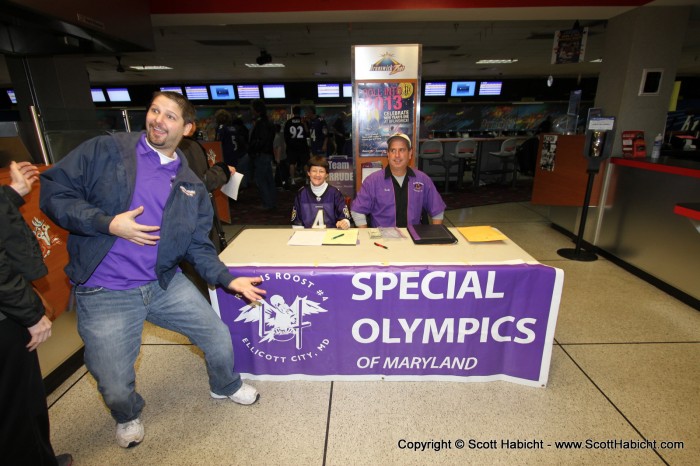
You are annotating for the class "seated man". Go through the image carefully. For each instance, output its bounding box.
[351,133,446,228]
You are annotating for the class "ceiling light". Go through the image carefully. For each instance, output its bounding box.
[476,59,518,64]
[128,65,173,70]
[590,58,603,63]
[245,63,285,68]
[547,75,554,87]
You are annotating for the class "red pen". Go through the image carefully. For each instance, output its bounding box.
[374,242,388,249]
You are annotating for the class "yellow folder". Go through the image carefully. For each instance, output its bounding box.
[457,226,509,242]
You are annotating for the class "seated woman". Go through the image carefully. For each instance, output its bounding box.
[291,156,351,229]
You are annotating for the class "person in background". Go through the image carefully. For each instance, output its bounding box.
[272,123,288,190]
[215,109,249,188]
[284,105,310,187]
[332,113,347,155]
[178,123,234,296]
[39,91,265,450]
[351,133,445,228]
[248,99,277,211]
[1,161,72,466]
[306,106,329,157]
[291,156,351,229]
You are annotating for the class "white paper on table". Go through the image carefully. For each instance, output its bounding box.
[287,229,326,246]
[220,172,244,200]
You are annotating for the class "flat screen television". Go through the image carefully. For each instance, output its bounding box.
[160,86,183,94]
[209,85,235,100]
[90,88,106,102]
[450,81,476,97]
[478,81,503,96]
[185,85,208,100]
[236,84,260,100]
[106,88,131,102]
[6,89,17,104]
[318,83,340,98]
[342,83,352,98]
[262,84,286,99]
[424,82,447,97]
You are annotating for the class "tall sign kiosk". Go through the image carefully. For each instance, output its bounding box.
[351,44,421,193]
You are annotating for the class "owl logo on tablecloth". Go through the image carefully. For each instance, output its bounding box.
[235,295,328,350]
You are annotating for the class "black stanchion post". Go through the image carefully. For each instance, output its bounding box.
[557,117,615,262]
[557,169,598,261]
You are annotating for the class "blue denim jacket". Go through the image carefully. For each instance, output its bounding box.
[40,132,234,289]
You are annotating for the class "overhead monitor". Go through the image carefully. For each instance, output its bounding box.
[450,81,476,97]
[262,84,286,99]
[236,84,261,99]
[185,85,209,100]
[478,81,503,96]
[90,88,106,103]
[7,89,17,104]
[160,86,183,94]
[424,82,447,97]
[342,83,352,98]
[317,83,340,98]
[106,88,131,102]
[209,84,235,100]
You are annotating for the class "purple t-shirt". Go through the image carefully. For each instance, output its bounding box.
[84,136,181,290]
[351,167,445,227]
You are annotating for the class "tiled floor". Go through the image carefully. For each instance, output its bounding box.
[47,202,699,465]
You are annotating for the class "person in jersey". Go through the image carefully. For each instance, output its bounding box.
[305,106,329,157]
[283,105,309,187]
[215,110,249,188]
[291,156,351,229]
[351,133,446,228]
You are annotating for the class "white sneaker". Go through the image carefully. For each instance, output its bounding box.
[210,383,259,405]
[116,418,144,448]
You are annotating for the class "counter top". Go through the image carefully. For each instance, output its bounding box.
[611,156,700,179]
[674,203,700,221]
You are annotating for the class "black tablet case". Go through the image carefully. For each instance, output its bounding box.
[407,224,458,244]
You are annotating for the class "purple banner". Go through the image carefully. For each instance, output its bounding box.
[215,264,561,386]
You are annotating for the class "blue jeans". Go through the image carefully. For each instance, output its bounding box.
[74,273,241,423]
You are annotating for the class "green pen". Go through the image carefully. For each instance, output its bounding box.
[332,233,344,239]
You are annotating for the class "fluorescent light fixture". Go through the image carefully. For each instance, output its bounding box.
[129,65,173,70]
[475,59,518,64]
[590,58,603,63]
[244,63,285,68]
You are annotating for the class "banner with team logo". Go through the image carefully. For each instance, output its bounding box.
[214,264,562,387]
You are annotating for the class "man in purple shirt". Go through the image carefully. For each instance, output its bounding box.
[351,133,446,228]
[40,92,266,450]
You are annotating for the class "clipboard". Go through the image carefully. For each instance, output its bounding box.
[407,224,458,245]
